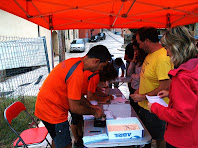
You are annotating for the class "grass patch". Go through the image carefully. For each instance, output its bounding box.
[0,96,38,148]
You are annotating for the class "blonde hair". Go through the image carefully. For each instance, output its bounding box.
[161,26,198,67]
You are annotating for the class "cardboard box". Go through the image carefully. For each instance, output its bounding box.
[106,117,144,139]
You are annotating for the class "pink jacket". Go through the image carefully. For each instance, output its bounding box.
[151,57,198,148]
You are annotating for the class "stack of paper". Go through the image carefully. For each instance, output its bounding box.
[83,115,95,120]
[146,95,168,107]
[83,133,108,144]
[111,97,127,104]
[83,110,114,120]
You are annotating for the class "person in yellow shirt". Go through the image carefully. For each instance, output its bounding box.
[130,27,173,148]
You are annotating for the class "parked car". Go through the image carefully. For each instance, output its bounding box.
[194,35,198,39]
[97,33,106,40]
[158,35,163,40]
[114,31,122,35]
[70,39,85,52]
[89,35,100,42]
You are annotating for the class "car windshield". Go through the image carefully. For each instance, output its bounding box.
[72,39,83,44]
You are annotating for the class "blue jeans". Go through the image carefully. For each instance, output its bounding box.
[42,120,71,148]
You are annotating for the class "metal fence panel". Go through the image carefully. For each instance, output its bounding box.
[0,36,50,98]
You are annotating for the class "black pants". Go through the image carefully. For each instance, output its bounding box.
[127,82,134,94]
[128,86,141,113]
[129,96,141,113]
[166,142,177,148]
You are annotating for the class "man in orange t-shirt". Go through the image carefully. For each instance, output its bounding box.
[70,63,118,148]
[81,70,113,102]
[35,45,111,148]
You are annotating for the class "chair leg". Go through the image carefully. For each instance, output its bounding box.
[45,138,52,148]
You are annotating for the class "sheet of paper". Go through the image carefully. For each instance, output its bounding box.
[89,100,98,105]
[146,95,168,107]
[112,94,123,98]
[103,104,132,118]
[83,115,94,120]
[83,110,114,120]
[113,97,127,103]
[104,110,114,119]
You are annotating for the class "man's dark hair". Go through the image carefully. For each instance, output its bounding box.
[115,58,124,66]
[132,34,136,41]
[99,62,118,82]
[132,40,139,48]
[137,27,159,43]
[86,45,111,63]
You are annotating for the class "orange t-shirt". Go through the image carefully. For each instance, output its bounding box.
[35,58,84,124]
[81,70,100,95]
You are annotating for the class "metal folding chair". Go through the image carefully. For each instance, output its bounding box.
[4,101,52,148]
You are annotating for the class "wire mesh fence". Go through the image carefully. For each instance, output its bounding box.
[0,36,50,98]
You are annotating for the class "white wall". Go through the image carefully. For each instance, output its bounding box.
[0,9,52,69]
[65,29,79,52]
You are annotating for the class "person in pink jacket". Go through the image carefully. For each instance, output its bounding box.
[148,26,198,148]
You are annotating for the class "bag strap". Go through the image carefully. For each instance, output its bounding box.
[88,72,99,81]
[65,60,82,83]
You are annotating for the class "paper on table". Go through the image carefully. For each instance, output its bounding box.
[83,115,94,120]
[113,97,127,103]
[83,110,114,120]
[89,100,98,105]
[146,95,168,107]
[104,110,114,119]
[83,133,108,144]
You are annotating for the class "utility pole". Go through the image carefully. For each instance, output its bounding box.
[58,30,66,63]
[195,23,198,36]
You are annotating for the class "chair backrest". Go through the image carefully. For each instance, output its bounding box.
[4,101,51,148]
[4,102,29,147]
[4,101,26,125]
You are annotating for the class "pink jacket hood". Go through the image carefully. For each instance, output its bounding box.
[169,57,198,80]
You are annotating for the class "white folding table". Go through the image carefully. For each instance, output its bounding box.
[83,88,152,147]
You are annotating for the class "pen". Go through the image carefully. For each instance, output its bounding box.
[88,130,102,133]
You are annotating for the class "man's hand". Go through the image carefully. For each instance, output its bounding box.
[91,105,101,111]
[93,107,104,118]
[147,102,153,112]
[106,95,114,102]
[157,90,169,98]
[130,94,146,102]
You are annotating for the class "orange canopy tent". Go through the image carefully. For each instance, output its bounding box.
[0,0,198,30]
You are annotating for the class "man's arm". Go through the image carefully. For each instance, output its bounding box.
[121,69,125,77]
[147,79,171,96]
[80,95,93,107]
[130,79,171,102]
[87,91,112,103]
[120,63,125,77]
[68,97,103,118]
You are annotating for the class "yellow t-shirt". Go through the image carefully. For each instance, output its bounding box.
[139,48,174,110]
